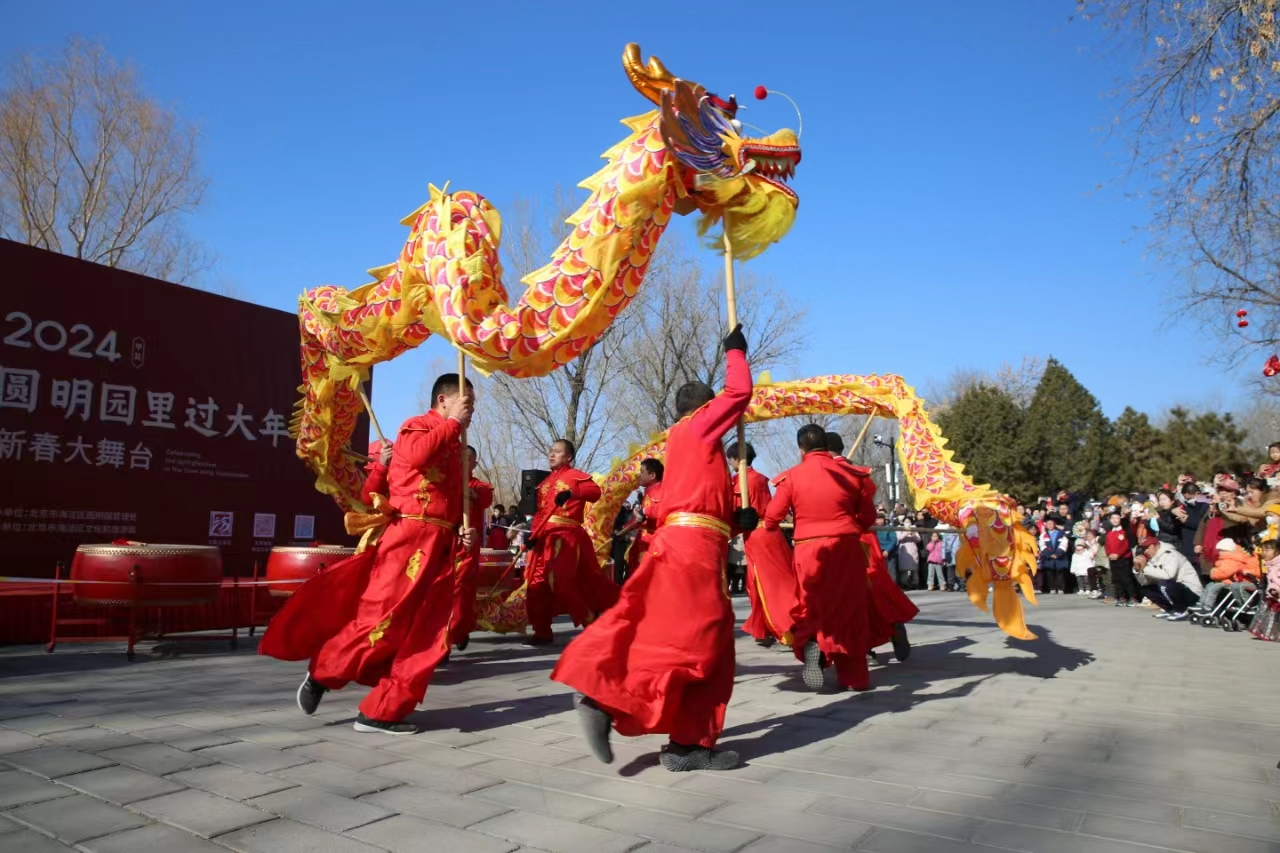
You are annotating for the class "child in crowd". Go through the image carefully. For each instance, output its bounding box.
[1088,529,1110,600]
[942,527,962,591]
[925,532,945,591]
[1193,538,1260,616]
[1070,536,1095,596]
[1248,537,1280,641]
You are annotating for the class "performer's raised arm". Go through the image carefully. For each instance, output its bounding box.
[396,395,469,469]
[689,326,753,445]
[764,475,794,531]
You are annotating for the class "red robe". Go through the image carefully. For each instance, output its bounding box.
[862,532,919,647]
[626,481,664,576]
[766,451,876,690]
[525,466,619,641]
[828,455,917,647]
[552,349,751,748]
[260,411,464,721]
[451,477,494,643]
[735,468,798,643]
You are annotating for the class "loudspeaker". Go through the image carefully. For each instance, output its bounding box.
[518,469,549,517]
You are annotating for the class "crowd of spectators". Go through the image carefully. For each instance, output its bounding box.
[868,448,1280,641]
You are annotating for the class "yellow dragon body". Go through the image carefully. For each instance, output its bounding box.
[295,44,801,506]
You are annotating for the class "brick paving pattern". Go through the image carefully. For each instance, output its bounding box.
[0,594,1277,852]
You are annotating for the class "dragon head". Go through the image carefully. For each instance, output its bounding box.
[623,44,800,260]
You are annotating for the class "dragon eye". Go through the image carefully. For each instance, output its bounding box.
[730,119,742,133]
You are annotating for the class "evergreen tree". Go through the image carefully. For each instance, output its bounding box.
[1110,407,1165,491]
[1160,408,1250,480]
[1016,358,1112,498]
[935,384,1029,497]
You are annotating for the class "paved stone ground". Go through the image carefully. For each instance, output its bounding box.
[0,592,1278,853]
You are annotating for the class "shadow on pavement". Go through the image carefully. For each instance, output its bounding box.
[717,626,1093,763]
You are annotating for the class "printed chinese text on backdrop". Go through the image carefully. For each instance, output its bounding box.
[0,240,357,576]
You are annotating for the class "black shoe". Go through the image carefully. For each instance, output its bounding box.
[522,635,554,647]
[659,742,740,772]
[801,640,826,691]
[891,623,911,663]
[574,693,614,764]
[296,674,327,716]
[455,635,470,652]
[754,637,776,648]
[867,650,879,664]
[353,713,417,736]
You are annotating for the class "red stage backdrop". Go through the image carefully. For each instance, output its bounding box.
[0,240,359,577]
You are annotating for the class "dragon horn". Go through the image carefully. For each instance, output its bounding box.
[623,43,676,105]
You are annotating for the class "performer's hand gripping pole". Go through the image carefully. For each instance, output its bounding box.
[723,231,749,508]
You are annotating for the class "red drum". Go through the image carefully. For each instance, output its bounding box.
[265,545,355,597]
[71,544,223,607]
[477,548,519,591]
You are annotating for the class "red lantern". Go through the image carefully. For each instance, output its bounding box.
[1236,309,1249,318]
[1264,355,1280,377]
[1239,319,1250,328]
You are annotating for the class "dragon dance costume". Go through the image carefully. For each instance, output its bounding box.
[767,450,877,691]
[553,348,751,750]
[735,466,799,645]
[260,411,464,723]
[524,466,619,643]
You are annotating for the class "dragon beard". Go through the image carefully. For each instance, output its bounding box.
[695,176,798,261]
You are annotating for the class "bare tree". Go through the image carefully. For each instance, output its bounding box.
[1235,394,1280,460]
[613,234,808,442]
[476,190,640,473]
[0,38,208,282]
[924,355,1045,412]
[1078,2,1280,367]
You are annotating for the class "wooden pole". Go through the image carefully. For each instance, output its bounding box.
[723,230,749,508]
[458,351,471,534]
[846,416,875,460]
[357,387,387,446]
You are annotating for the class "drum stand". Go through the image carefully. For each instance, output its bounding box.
[45,561,241,660]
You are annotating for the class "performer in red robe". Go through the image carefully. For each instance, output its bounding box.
[824,432,914,663]
[554,325,755,773]
[451,446,494,652]
[259,373,475,735]
[523,440,619,646]
[728,441,797,647]
[766,424,877,692]
[621,459,664,582]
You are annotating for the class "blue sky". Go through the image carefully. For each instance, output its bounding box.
[5,2,1254,441]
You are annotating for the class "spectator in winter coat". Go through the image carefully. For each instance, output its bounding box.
[924,533,946,591]
[1154,489,1184,546]
[1038,517,1070,594]
[875,512,898,578]
[1176,482,1208,568]
[1136,537,1204,621]
[897,527,921,589]
[941,527,961,590]
[1070,537,1095,596]
[1088,529,1110,599]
